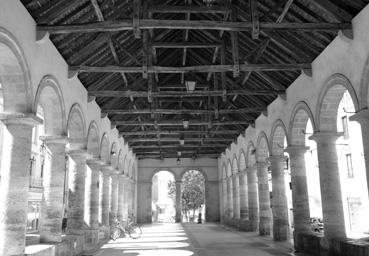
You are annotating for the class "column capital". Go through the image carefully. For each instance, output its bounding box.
[86,158,105,170]
[256,161,270,168]
[0,112,43,126]
[349,108,369,123]
[309,131,343,143]
[284,145,309,155]
[66,148,88,158]
[246,165,257,172]
[67,138,87,150]
[40,135,68,145]
[267,155,285,162]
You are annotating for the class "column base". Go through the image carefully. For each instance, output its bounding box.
[99,225,111,239]
[259,217,271,236]
[85,229,99,245]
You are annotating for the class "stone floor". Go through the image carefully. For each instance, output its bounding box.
[94,223,313,256]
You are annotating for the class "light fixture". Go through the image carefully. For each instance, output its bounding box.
[179,134,185,145]
[177,157,181,165]
[203,0,215,7]
[185,80,196,93]
[110,150,116,156]
[183,120,189,129]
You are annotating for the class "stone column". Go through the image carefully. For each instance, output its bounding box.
[175,181,182,222]
[257,161,271,236]
[39,136,68,243]
[269,155,289,241]
[100,167,111,227]
[205,180,220,222]
[309,132,346,239]
[109,173,119,225]
[350,109,369,200]
[232,174,240,224]
[226,177,234,221]
[222,180,228,223]
[66,149,87,235]
[117,175,125,220]
[239,171,249,229]
[247,166,259,231]
[0,114,41,256]
[85,159,101,244]
[285,146,311,234]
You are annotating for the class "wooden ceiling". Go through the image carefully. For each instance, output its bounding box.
[21,0,368,159]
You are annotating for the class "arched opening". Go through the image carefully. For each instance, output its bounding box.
[181,169,205,223]
[318,76,369,238]
[151,170,176,223]
[336,91,369,237]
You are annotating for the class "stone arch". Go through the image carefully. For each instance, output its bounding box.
[239,149,246,171]
[256,132,270,162]
[0,28,32,113]
[149,167,178,181]
[100,133,110,163]
[316,74,359,132]
[226,160,232,177]
[117,150,124,173]
[232,155,238,174]
[179,167,208,181]
[110,143,118,169]
[289,101,316,146]
[33,75,66,136]
[67,103,86,149]
[359,55,369,109]
[86,121,100,158]
[246,141,256,167]
[270,119,288,155]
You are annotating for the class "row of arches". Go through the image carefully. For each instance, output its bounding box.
[220,72,369,251]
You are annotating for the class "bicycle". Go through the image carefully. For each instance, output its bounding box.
[110,216,142,240]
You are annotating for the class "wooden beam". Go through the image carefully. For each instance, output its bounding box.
[148,6,230,14]
[71,63,311,73]
[136,153,220,159]
[152,42,220,48]
[113,120,250,126]
[120,130,241,136]
[89,89,284,98]
[104,107,264,115]
[250,0,259,39]
[129,137,233,143]
[38,20,352,34]
[131,144,226,149]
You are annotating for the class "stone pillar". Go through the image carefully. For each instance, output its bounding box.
[109,173,119,225]
[39,136,68,243]
[309,132,346,239]
[239,171,249,229]
[85,159,101,244]
[117,175,125,220]
[205,180,220,222]
[226,177,234,220]
[257,161,271,236]
[0,114,41,256]
[247,166,259,231]
[123,177,130,220]
[285,146,311,234]
[232,175,240,224]
[100,168,111,227]
[175,181,182,222]
[66,149,87,235]
[222,180,228,223]
[350,109,369,200]
[269,155,289,241]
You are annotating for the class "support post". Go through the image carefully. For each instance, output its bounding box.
[256,161,272,236]
[269,155,289,241]
[39,136,68,243]
[239,171,249,229]
[309,132,346,240]
[247,166,259,231]
[109,173,119,225]
[0,115,40,256]
[175,181,182,222]
[232,174,240,226]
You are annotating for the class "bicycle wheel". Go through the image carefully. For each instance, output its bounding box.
[110,228,121,241]
[128,224,142,239]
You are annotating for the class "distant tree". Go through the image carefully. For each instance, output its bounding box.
[168,170,205,221]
